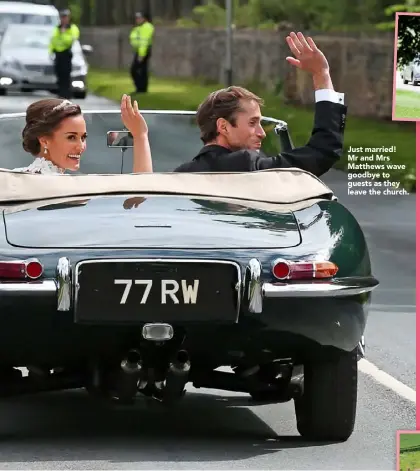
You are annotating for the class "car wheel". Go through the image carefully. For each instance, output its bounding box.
[294,348,357,442]
[0,88,6,95]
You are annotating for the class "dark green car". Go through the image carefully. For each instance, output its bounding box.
[0,110,378,442]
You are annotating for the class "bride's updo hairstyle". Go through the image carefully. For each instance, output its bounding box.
[22,98,82,156]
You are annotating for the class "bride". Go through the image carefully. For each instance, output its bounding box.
[12,94,152,175]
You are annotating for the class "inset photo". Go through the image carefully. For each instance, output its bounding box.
[393,12,420,120]
[397,430,420,470]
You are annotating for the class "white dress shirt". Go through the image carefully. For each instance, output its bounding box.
[315,89,345,105]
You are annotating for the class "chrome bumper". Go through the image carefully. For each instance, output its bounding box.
[262,277,379,298]
[0,259,379,316]
[0,280,56,295]
[245,258,379,314]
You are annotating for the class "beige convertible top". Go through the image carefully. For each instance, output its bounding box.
[0,167,334,204]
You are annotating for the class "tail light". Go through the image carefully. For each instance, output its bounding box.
[272,259,338,280]
[0,259,43,280]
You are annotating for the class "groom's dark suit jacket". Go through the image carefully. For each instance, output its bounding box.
[173,100,347,177]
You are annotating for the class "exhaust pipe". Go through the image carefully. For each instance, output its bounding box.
[121,349,142,374]
[169,350,191,376]
[155,350,191,403]
[112,349,143,404]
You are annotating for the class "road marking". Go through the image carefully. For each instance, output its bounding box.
[358,359,416,403]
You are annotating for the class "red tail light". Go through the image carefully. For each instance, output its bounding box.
[272,259,338,280]
[0,259,43,280]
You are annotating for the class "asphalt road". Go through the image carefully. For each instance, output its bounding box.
[0,91,415,470]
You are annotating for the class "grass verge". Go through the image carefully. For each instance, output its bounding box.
[400,450,420,470]
[87,68,416,192]
[395,89,420,120]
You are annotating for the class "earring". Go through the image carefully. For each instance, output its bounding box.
[44,146,48,155]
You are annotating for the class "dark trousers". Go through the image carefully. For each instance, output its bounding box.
[54,50,72,99]
[130,53,150,93]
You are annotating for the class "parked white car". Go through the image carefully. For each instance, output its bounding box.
[0,1,59,35]
[0,23,91,98]
[400,53,420,86]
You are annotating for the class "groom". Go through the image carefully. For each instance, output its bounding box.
[173,32,346,177]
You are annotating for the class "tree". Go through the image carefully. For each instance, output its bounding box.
[397,14,420,67]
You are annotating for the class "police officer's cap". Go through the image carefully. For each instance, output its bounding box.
[59,9,71,16]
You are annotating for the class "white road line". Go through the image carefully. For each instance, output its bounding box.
[358,359,416,403]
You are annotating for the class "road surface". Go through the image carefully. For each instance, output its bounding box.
[0,91,415,470]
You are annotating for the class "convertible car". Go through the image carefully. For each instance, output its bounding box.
[0,109,378,442]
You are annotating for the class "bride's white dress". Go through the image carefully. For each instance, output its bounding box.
[12,157,64,175]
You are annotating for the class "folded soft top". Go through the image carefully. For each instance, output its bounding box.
[0,167,334,204]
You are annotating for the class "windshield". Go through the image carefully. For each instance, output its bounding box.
[1,27,82,52]
[0,111,284,174]
[2,27,51,48]
[0,12,56,29]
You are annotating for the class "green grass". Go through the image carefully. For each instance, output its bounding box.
[395,89,420,120]
[400,433,420,450]
[87,68,416,191]
[399,434,420,470]
[400,450,420,470]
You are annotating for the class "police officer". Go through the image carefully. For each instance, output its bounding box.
[129,12,154,93]
[49,8,80,99]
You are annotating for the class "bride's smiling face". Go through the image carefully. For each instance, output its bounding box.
[39,114,88,171]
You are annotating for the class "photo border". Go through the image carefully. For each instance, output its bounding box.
[392,12,420,122]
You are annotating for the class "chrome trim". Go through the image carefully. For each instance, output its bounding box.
[262,277,379,298]
[271,258,290,280]
[74,258,242,322]
[0,280,56,294]
[57,257,71,311]
[142,323,174,341]
[244,258,263,313]
[24,258,44,280]
[274,121,288,133]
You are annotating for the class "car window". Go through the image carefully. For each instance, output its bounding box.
[0,12,57,29]
[1,27,52,48]
[2,29,82,53]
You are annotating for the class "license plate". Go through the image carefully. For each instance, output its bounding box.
[73,259,241,324]
[30,74,55,84]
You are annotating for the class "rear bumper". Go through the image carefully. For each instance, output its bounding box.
[262,277,379,298]
[0,276,378,300]
[0,274,376,355]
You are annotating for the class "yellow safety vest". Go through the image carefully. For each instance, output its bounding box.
[49,24,80,54]
[129,22,154,58]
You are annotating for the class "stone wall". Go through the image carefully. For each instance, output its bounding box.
[80,26,395,119]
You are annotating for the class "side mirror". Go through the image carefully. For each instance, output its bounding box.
[81,44,93,55]
[107,130,134,148]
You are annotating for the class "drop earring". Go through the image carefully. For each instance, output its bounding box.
[44,146,48,155]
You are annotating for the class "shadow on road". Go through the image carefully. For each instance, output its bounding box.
[0,389,335,463]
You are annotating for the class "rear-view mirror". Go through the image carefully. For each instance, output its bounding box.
[107,130,134,148]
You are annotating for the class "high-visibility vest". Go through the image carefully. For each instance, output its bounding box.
[129,22,154,58]
[49,24,80,54]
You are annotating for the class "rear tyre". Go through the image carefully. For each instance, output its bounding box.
[294,348,357,442]
[0,88,6,95]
